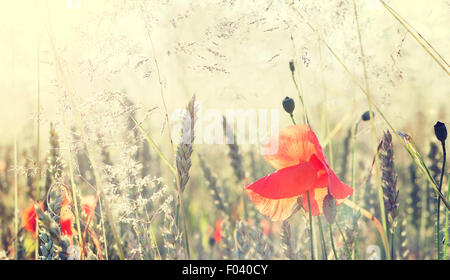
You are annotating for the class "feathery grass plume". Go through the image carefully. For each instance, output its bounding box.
[380,130,399,258]
[198,154,230,215]
[235,220,250,259]
[23,150,35,200]
[177,95,197,193]
[280,220,297,259]
[44,123,64,195]
[162,195,184,260]
[397,215,410,260]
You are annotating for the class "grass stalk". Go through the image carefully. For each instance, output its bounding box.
[13,132,18,260]
[444,173,450,260]
[335,220,352,260]
[436,142,446,259]
[352,0,389,259]
[377,0,449,75]
[290,62,310,126]
[46,25,123,259]
[306,191,315,260]
[142,19,191,258]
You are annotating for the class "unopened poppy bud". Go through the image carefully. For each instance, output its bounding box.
[208,237,215,247]
[361,111,373,121]
[289,60,295,72]
[434,121,447,142]
[282,96,295,114]
[323,194,337,224]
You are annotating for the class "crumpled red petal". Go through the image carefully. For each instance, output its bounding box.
[245,154,327,199]
[263,124,326,170]
[245,189,299,221]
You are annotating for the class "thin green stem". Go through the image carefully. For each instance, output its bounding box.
[13,132,18,260]
[437,142,446,259]
[329,223,338,260]
[290,69,310,126]
[290,114,296,125]
[444,173,450,260]
[390,229,395,260]
[378,0,449,75]
[352,0,389,260]
[317,216,327,260]
[336,220,352,260]
[306,191,315,260]
[351,120,361,202]
[35,20,41,260]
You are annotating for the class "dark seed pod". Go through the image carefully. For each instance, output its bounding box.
[289,60,295,72]
[282,96,295,114]
[361,111,373,121]
[323,194,337,224]
[434,121,447,142]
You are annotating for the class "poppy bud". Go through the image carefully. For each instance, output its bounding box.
[282,96,295,114]
[323,194,337,224]
[361,111,373,121]
[208,237,215,247]
[434,121,447,142]
[289,60,295,72]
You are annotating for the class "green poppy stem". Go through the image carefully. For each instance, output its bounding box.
[329,223,338,260]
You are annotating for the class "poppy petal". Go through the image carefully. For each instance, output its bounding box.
[300,187,329,216]
[327,169,353,200]
[245,158,327,199]
[264,125,327,170]
[300,172,353,216]
[245,189,299,221]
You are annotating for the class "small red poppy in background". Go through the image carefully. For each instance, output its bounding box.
[21,202,44,238]
[213,219,223,243]
[81,195,97,222]
[245,124,353,221]
[59,195,74,236]
[260,218,271,236]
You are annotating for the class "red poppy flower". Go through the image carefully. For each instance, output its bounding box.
[260,218,271,236]
[245,124,353,221]
[81,195,97,222]
[21,202,44,238]
[213,219,222,243]
[60,204,74,236]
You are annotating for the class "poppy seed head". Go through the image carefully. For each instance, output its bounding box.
[361,111,373,121]
[434,121,447,142]
[282,96,295,114]
[289,60,295,72]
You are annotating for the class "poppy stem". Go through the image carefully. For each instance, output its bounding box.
[306,191,315,260]
[328,223,338,260]
[290,113,296,125]
[335,220,352,260]
[290,66,310,126]
[317,216,327,260]
[436,142,446,260]
[444,173,450,260]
